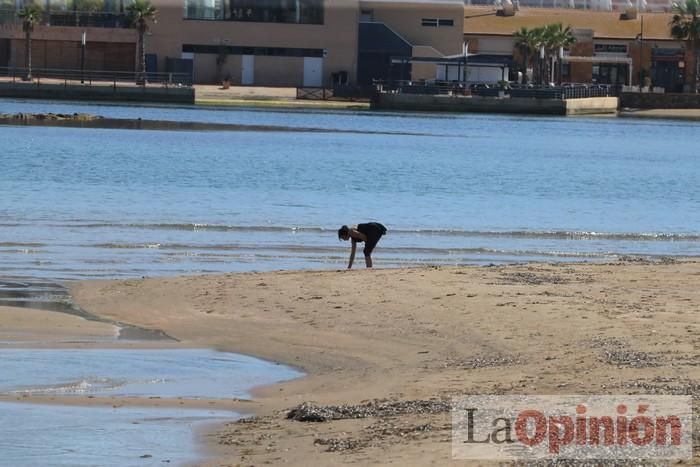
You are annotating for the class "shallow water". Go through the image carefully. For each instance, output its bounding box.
[1,98,698,277]
[0,348,303,398]
[0,348,302,466]
[0,402,234,467]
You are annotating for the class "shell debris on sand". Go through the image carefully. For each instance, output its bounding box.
[590,337,665,368]
[286,399,451,422]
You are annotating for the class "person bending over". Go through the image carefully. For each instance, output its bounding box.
[338,222,387,269]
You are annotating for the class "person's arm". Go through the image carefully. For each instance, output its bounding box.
[348,239,357,269]
[348,228,367,242]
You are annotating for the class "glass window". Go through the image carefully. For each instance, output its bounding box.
[422,18,453,27]
[227,0,323,24]
[184,0,224,20]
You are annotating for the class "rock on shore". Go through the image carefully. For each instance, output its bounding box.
[0,112,103,121]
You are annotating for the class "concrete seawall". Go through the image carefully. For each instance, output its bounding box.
[374,94,619,116]
[0,82,194,104]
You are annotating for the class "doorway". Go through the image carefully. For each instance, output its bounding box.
[303,57,323,87]
[241,55,254,85]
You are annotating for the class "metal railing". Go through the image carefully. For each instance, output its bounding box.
[296,85,371,101]
[0,66,193,87]
[509,83,621,99]
[0,8,131,28]
[376,80,620,99]
[375,80,470,96]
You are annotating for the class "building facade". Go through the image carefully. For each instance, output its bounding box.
[463,6,691,90]
[0,1,694,91]
[150,0,359,86]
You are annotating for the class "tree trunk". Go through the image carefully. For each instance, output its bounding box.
[24,29,32,81]
[695,41,699,94]
[523,49,529,83]
[138,27,146,85]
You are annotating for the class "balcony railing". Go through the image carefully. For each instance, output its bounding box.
[0,8,131,28]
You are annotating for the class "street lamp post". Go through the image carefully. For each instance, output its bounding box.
[80,31,86,84]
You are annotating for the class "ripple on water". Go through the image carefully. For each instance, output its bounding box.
[0,348,303,399]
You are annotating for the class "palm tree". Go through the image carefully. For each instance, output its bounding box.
[534,23,576,85]
[17,1,43,81]
[513,27,538,83]
[126,0,157,85]
[528,25,551,85]
[670,0,700,93]
[547,23,576,84]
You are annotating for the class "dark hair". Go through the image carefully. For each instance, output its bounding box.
[338,225,349,240]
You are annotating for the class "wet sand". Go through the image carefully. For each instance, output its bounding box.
[0,305,118,346]
[67,260,699,466]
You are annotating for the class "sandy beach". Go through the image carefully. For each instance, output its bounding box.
[42,259,694,466]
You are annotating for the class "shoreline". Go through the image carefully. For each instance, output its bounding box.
[0,303,296,466]
[618,108,700,121]
[66,261,698,466]
[3,95,700,121]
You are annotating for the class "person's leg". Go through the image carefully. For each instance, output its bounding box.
[363,239,377,268]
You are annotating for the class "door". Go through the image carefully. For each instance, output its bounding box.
[0,39,10,69]
[241,55,254,85]
[145,53,157,82]
[653,61,684,92]
[303,57,323,87]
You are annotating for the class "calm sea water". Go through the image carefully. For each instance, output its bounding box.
[0,402,234,467]
[1,99,699,279]
[0,348,301,466]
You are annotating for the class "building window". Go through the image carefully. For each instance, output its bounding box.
[184,0,324,24]
[421,18,453,27]
[184,0,224,20]
[183,43,324,57]
[561,63,571,81]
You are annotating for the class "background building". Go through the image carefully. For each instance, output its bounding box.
[152,0,358,86]
[463,6,689,90]
[0,0,692,91]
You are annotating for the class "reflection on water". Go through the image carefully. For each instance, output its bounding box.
[0,402,235,467]
[0,348,303,399]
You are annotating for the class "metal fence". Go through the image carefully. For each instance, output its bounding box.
[376,80,470,96]
[0,66,193,87]
[296,85,371,101]
[0,8,131,28]
[376,80,620,99]
[508,83,621,99]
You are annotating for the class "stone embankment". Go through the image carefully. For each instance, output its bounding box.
[0,112,102,121]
